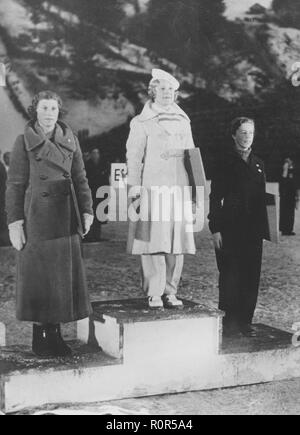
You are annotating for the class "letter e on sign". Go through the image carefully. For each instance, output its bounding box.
[111,163,127,189]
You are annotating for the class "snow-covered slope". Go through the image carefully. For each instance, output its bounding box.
[266,24,300,78]
[0,0,300,136]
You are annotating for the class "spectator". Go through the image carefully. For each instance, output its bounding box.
[84,147,109,242]
[82,149,91,164]
[279,157,299,236]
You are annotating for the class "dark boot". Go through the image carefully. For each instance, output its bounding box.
[47,324,72,357]
[239,324,258,338]
[32,324,54,358]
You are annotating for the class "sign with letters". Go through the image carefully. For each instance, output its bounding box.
[111,163,127,189]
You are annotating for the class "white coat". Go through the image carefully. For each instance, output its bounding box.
[126,101,198,255]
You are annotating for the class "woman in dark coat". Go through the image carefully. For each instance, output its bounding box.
[279,157,299,236]
[208,117,269,338]
[6,91,94,357]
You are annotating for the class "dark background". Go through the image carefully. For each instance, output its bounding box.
[1,0,300,179]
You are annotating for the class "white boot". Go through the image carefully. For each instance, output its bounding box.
[163,295,183,308]
[148,296,164,309]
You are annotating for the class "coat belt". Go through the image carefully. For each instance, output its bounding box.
[160,150,185,160]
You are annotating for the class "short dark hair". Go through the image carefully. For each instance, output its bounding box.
[28,90,64,121]
[231,117,255,136]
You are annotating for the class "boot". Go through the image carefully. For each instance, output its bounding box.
[163,295,183,309]
[47,324,72,357]
[148,296,164,310]
[32,324,54,358]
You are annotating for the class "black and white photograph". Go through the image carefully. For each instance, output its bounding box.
[0,0,300,418]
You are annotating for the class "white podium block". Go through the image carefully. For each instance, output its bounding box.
[78,299,223,366]
[0,323,6,347]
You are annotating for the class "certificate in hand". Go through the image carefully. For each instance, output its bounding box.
[265,192,280,244]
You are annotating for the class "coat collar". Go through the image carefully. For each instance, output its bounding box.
[24,121,76,152]
[228,149,264,182]
[137,101,190,122]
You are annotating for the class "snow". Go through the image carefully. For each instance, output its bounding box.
[138,0,149,12]
[42,1,80,25]
[0,0,34,37]
[266,24,300,78]
[2,0,296,131]
[0,37,26,151]
[225,0,272,20]
[65,97,135,136]
[0,87,26,151]
[92,54,147,74]
[123,4,136,17]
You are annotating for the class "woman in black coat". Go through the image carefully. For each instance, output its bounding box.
[208,117,268,337]
[279,157,299,236]
[6,91,94,357]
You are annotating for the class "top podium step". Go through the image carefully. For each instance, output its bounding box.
[92,298,224,324]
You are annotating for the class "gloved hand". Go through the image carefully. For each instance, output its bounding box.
[8,220,26,251]
[296,191,300,210]
[83,213,94,236]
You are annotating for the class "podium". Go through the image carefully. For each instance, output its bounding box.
[1,299,300,414]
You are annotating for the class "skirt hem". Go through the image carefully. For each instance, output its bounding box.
[16,308,93,325]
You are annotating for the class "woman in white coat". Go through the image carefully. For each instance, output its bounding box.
[126,69,200,309]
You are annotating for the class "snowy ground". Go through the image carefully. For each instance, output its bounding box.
[1,194,300,343]
[20,378,300,415]
[0,201,300,415]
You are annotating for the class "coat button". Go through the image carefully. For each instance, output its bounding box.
[35,156,42,162]
[63,173,70,179]
[40,175,48,180]
[42,192,50,197]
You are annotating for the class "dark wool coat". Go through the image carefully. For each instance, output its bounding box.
[279,166,297,234]
[208,150,269,325]
[208,150,269,243]
[6,121,93,324]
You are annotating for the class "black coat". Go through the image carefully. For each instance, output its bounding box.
[208,150,269,243]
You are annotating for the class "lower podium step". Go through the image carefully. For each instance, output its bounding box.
[1,299,300,413]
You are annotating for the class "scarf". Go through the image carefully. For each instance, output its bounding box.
[235,145,252,163]
[151,102,187,135]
